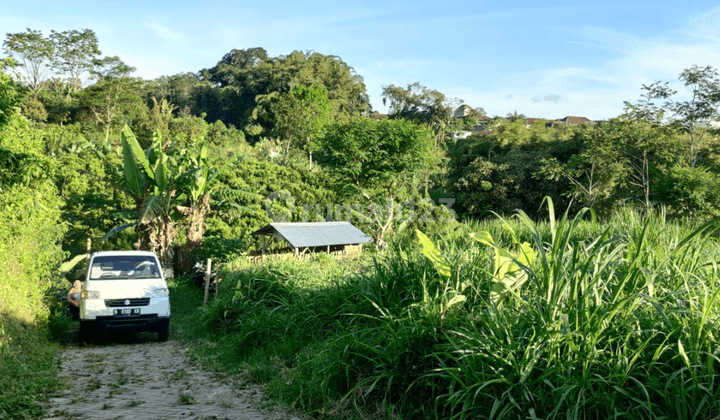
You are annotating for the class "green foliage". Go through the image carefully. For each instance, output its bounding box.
[382,82,459,133]
[318,117,440,243]
[49,28,101,91]
[89,55,136,80]
[271,84,333,164]
[0,112,66,419]
[201,48,369,133]
[0,67,20,126]
[0,114,56,190]
[2,28,54,95]
[36,79,79,124]
[674,65,720,167]
[655,165,720,217]
[449,120,581,217]
[320,118,436,197]
[76,76,149,141]
[107,125,220,267]
[470,226,534,307]
[120,125,149,197]
[143,72,203,114]
[20,94,48,122]
[208,158,331,250]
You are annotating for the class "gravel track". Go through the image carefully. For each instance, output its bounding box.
[44,334,303,420]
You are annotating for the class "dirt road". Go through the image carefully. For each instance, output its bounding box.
[44,334,303,420]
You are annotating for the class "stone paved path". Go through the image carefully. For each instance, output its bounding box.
[45,335,303,420]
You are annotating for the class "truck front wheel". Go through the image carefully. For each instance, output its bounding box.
[79,321,95,345]
[158,324,169,342]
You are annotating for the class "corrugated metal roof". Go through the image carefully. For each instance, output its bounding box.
[252,222,373,248]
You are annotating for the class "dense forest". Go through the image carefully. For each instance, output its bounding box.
[3,27,720,419]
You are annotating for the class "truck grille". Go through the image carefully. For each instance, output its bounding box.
[105,298,150,307]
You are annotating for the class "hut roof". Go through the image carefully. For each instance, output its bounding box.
[252,222,373,248]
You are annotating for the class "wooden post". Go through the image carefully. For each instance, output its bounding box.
[86,238,92,254]
[203,258,212,307]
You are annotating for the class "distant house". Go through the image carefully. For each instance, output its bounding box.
[452,115,493,139]
[472,115,492,133]
[370,113,388,119]
[454,105,475,118]
[252,222,373,256]
[556,116,593,126]
[450,131,473,139]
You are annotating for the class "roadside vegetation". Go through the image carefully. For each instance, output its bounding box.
[172,203,720,419]
[2,27,720,419]
[0,70,66,419]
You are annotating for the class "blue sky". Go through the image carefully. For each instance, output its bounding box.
[3,1,720,120]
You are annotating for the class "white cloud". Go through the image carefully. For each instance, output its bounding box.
[144,21,183,44]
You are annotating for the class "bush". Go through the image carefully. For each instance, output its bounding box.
[655,165,720,217]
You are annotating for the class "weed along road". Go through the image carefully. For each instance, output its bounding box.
[44,337,303,420]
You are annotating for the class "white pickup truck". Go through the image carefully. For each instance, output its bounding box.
[79,250,171,342]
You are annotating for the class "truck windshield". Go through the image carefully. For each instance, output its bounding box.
[89,256,161,280]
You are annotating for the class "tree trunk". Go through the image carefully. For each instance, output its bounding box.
[181,193,210,274]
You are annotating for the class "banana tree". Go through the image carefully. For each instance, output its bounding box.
[141,145,185,269]
[103,125,186,268]
[177,141,218,272]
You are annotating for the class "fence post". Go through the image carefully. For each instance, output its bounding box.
[203,258,212,307]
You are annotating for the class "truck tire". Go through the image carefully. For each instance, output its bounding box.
[158,325,169,342]
[79,321,94,345]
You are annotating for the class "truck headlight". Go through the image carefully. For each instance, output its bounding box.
[152,288,169,298]
[81,290,101,299]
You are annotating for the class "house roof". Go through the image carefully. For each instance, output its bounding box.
[558,116,593,125]
[454,104,475,118]
[252,222,373,248]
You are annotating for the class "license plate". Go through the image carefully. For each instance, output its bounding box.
[114,308,140,316]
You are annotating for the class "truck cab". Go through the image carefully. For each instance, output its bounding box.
[79,250,171,342]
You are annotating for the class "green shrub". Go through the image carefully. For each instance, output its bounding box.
[0,111,67,419]
[655,165,720,217]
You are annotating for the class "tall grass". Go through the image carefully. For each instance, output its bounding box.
[434,203,720,419]
[180,204,720,419]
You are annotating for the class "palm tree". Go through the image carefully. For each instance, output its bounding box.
[505,110,527,122]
